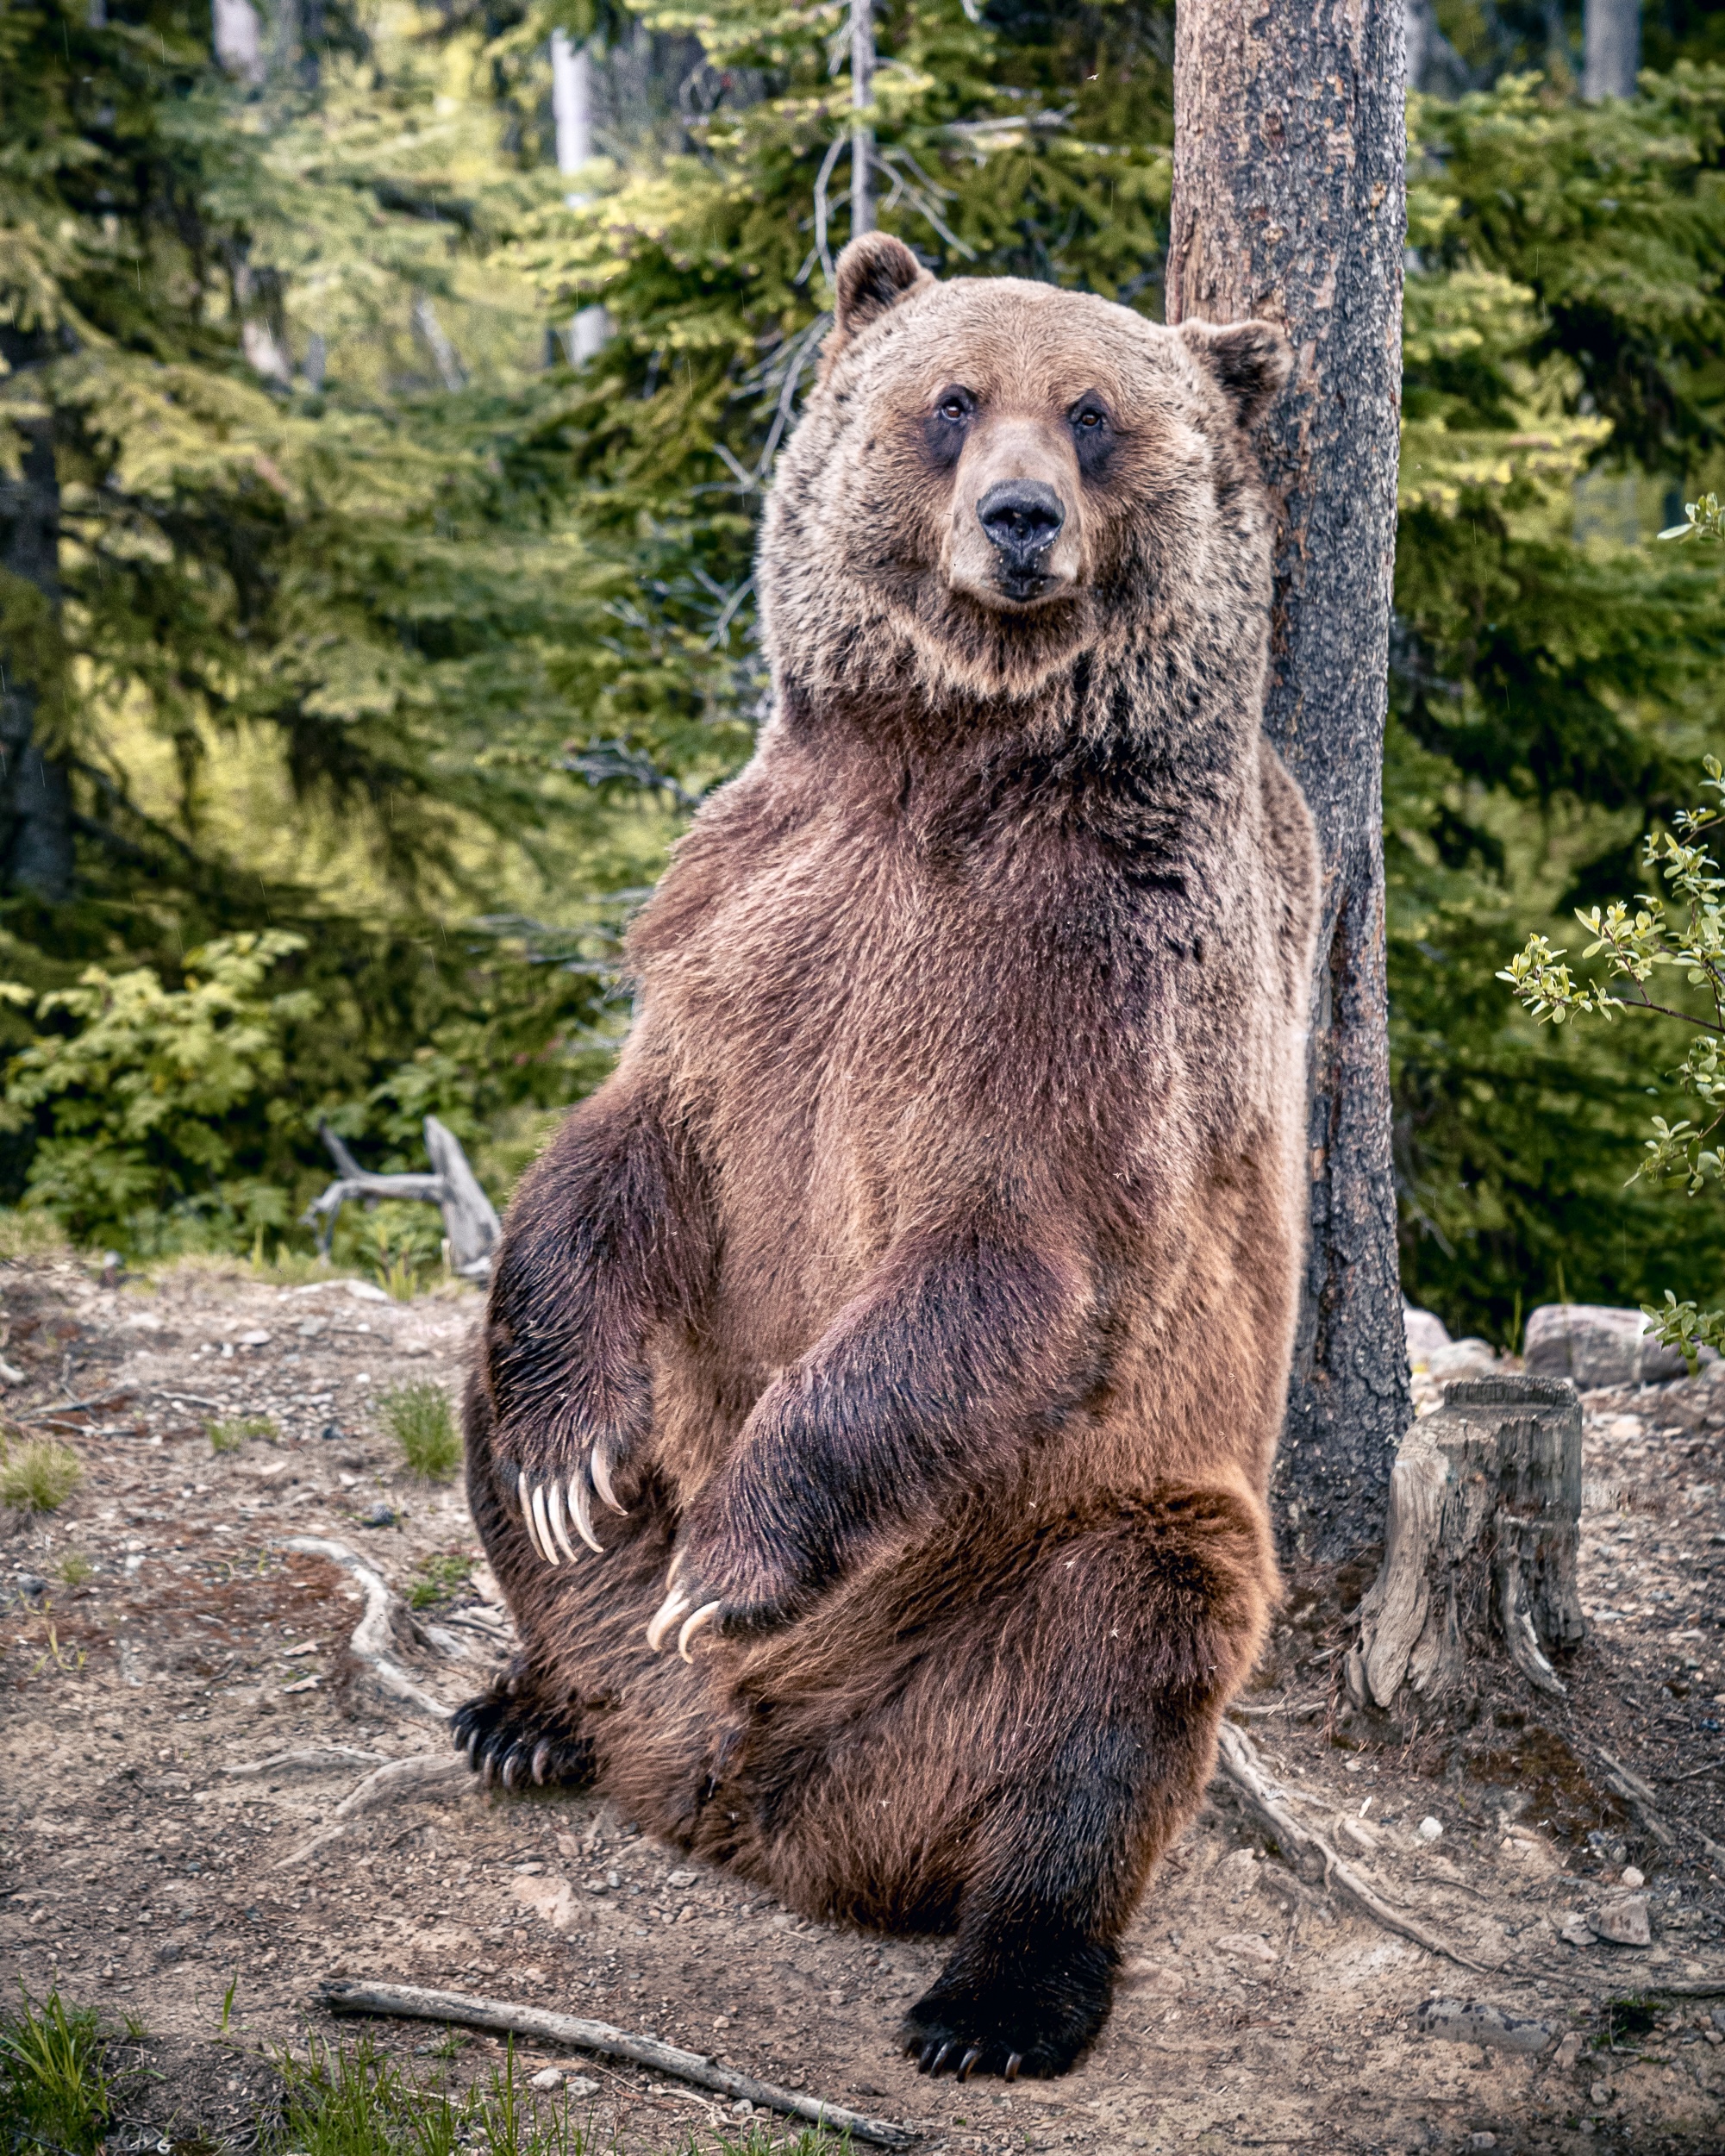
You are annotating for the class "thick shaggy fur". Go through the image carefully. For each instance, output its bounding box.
[456,235,1322,2080]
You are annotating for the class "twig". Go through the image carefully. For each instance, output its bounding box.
[281,1536,454,1722]
[316,1980,918,2147]
[1591,1743,1725,1864]
[275,1754,471,1868]
[15,1391,132,1422]
[222,1746,385,1778]
[1212,1722,1484,1971]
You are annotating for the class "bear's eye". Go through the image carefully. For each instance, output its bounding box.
[935,390,973,424]
[1072,404,1107,433]
[1068,397,1115,476]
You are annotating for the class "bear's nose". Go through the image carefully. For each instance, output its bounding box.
[976,480,1066,568]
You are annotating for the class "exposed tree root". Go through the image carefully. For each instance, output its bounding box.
[1214,1722,1485,1972]
[316,1978,918,2147]
[1595,1745,1725,1868]
[283,1535,454,1722]
[275,1754,472,1869]
[222,1746,385,1779]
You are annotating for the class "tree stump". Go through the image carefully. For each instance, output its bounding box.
[1347,1375,1584,1722]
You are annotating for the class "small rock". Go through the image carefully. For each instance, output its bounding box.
[1404,1305,1453,1365]
[1213,1933,1277,1963]
[320,1422,346,1441]
[1428,1339,1499,1381]
[1619,1866,1644,1890]
[1524,1303,1692,1387]
[666,1868,697,1888]
[237,1329,271,1347]
[1416,1998,1553,2055]
[1559,1915,1598,1947]
[16,1573,47,1598]
[1467,2137,1497,2151]
[344,1278,391,1304]
[1553,2032,1584,2071]
[564,2078,597,2097]
[360,1501,397,1528]
[1589,2078,1611,2104]
[1591,1896,1652,1947]
[1417,1816,1444,1842]
[528,2069,562,2091]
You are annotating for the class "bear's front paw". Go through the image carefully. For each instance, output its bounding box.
[503,1434,634,1572]
[643,1494,823,1659]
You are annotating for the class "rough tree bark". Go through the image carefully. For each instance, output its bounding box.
[1167,0,1410,1561]
[1583,0,1640,99]
[0,326,74,906]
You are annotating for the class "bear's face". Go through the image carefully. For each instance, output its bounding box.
[760,234,1291,711]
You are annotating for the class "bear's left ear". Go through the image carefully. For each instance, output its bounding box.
[1176,319,1293,428]
[826,234,933,364]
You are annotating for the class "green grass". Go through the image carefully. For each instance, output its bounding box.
[0,1440,83,1513]
[0,1990,110,2156]
[379,1381,461,1481]
[269,2035,853,2156]
[409,1551,474,1609]
[208,1414,278,1453]
[56,1552,93,1587]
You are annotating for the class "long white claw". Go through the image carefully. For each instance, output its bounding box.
[677,1601,723,1664]
[546,1479,580,1565]
[646,1587,693,1654]
[570,1474,604,1555]
[591,1447,629,1517]
[530,1481,561,1566]
[518,1477,548,1563]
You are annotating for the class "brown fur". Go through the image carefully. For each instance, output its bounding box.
[455,234,1321,2080]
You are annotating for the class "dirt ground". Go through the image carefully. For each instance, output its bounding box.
[2,1249,1722,2156]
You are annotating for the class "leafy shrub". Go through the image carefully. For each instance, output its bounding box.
[0,1990,109,2156]
[208,1415,277,1454]
[379,1383,460,1482]
[0,1441,83,1513]
[0,934,316,1259]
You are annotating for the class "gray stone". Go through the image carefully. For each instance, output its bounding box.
[16,1573,47,1598]
[1405,1305,1453,1365]
[359,1500,397,1528]
[1524,1304,1690,1388]
[1428,1338,1500,1381]
[1590,1895,1652,1947]
[1416,1997,1553,2055]
[1559,1914,1597,1947]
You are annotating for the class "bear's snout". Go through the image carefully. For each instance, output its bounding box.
[977,479,1066,588]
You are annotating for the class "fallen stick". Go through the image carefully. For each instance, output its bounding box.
[276,1754,472,1869]
[1595,1745,1725,1866]
[282,1537,453,1723]
[316,1980,917,2147]
[1213,1722,1484,1972]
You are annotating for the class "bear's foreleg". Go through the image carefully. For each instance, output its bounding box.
[645,1219,1096,1651]
[897,1484,1273,2079]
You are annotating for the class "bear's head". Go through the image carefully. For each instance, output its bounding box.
[759,233,1291,723]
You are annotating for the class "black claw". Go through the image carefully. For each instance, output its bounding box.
[916,2041,938,2075]
[958,2047,982,2082]
[501,1744,527,1792]
[531,1739,553,1785]
[1005,2052,1022,2083]
[932,2042,955,2077]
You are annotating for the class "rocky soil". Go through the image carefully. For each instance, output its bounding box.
[1,1251,1722,2156]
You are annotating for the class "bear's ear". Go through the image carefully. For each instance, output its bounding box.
[828,233,933,358]
[1176,318,1293,429]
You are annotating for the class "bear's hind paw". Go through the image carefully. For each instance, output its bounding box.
[451,1690,595,1794]
[899,1947,1112,2081]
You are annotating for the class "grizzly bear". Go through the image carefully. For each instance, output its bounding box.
[454,231,1320,2083]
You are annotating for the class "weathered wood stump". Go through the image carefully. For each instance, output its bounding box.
[1346,1375,1584,1722]
[303,1115,502,1278]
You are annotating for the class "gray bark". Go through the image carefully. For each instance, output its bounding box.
[304,1117,501,1278]
[551,30,609,364]
[0,328,73,905]
[1583,0,1639,98]
[1168,0,1410,1560]
[851,0,875,239]
[1347,1376,1584,1723]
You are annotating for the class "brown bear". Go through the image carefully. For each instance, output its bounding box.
[454,231,1320,2084]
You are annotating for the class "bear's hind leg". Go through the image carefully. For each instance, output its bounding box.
[897,1484,1273,2079]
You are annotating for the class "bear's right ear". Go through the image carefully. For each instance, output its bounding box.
[825,234,933,366]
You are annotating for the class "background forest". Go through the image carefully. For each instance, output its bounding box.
[6,0,1725,1340]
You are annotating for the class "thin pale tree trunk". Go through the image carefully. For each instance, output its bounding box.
[551,30,609,364]
[851,0,874,238]
[1167,0,1410,1561]
[1583,0,1639,97]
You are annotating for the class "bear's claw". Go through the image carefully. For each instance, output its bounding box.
[899,1950,1109,2080]
[450,1690,594,1794]
[515,1465,616,1567]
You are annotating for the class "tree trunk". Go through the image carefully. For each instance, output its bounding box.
[1583,0,1639,99]
[1167,0,1410,1561]
[851,0,875,239]
[551,30,609,365]
[0,328,74,906]
[1347,1376,1585,1723]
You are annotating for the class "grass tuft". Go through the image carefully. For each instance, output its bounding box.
[0,1440,84,1513]
[0,1988,110,2156]
[208,1414,278,1454]
[379,1381,461,1481]
[56,1553,94,1587]
[409,1551,474,1609]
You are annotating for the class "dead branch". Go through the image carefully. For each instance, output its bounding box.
[303,1116,500,1278]
[282,1536,454,1722]
[222,1746,384,1779]
[316,1980,917,2147]
[1595,1746,1725,1867]
[275,1753,472,1869]
[1213,1722,1484,1971]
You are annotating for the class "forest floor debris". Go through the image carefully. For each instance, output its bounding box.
[1,1248,1722,2153]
